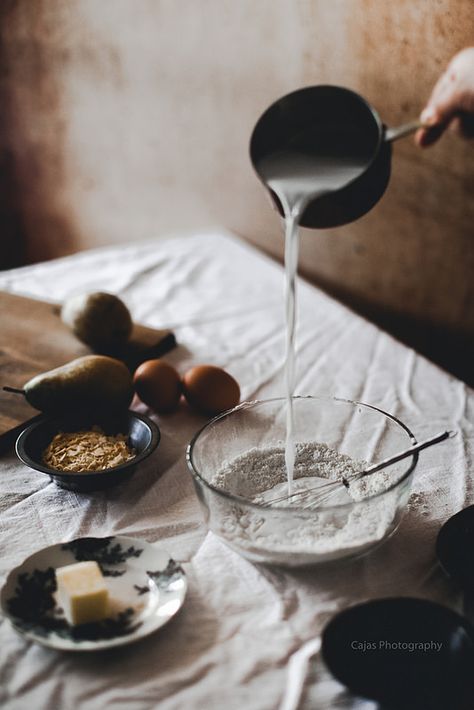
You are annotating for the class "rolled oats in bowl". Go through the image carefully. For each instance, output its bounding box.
[42,426,136,472]
[15,411,159,492]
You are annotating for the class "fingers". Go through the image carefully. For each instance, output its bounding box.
[416,47,474,148]
[416,112,474,147]
[422,71,460,135]
[414,104,444,147]
[415,69,456,147]
[415,123,446,148]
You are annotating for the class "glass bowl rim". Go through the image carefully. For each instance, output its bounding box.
[186,395,418,512]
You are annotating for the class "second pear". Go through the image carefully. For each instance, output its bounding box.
[23,355,134,414]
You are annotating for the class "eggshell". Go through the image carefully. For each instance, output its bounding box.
[182,365,240,416]
[133,359,181,413]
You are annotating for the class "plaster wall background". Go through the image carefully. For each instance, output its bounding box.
[0,1,473,378]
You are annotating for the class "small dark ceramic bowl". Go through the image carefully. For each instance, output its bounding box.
[15,410,160,492]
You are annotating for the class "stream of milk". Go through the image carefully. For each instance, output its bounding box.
[258,149,365,496]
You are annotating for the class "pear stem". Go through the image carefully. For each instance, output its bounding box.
[3,386,26,396]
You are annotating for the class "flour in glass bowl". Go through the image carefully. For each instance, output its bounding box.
[211,442,402,564]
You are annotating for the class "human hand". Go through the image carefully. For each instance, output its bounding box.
[416,47,474,147]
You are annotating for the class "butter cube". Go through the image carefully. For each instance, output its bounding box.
[56,561,109,626]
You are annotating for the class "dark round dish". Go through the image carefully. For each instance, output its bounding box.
[321,597,474,710]
[15,410,160,492]
[436,505,474,588]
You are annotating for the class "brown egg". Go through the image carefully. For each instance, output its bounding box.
[182,365,240,416]
[133,359,182,413]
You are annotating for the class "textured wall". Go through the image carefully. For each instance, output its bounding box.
[0,1,473,378]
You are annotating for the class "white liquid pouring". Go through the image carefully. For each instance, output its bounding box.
[258,146,366,496]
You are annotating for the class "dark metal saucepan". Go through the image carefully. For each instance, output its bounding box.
[250,85,423,229]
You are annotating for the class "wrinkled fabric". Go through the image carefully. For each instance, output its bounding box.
[0,230,472,710]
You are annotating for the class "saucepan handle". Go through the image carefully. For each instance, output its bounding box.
[384,119,425,143]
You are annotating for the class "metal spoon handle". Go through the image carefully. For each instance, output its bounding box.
[265,430,455,506]
[385,119,425,143]
[343,430,455,487]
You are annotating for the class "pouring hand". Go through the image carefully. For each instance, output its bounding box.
[416,47,474,147]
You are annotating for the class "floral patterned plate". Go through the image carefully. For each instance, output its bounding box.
[0,536,187,651]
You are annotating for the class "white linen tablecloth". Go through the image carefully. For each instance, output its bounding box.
[0,230,472,710]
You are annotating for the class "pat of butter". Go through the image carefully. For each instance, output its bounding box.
[56,561,109,626]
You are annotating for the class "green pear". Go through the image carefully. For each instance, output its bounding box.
[61,292,133,351]
[22,355,134,414]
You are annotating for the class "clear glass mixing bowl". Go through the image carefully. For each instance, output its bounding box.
[186,396,417,567]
